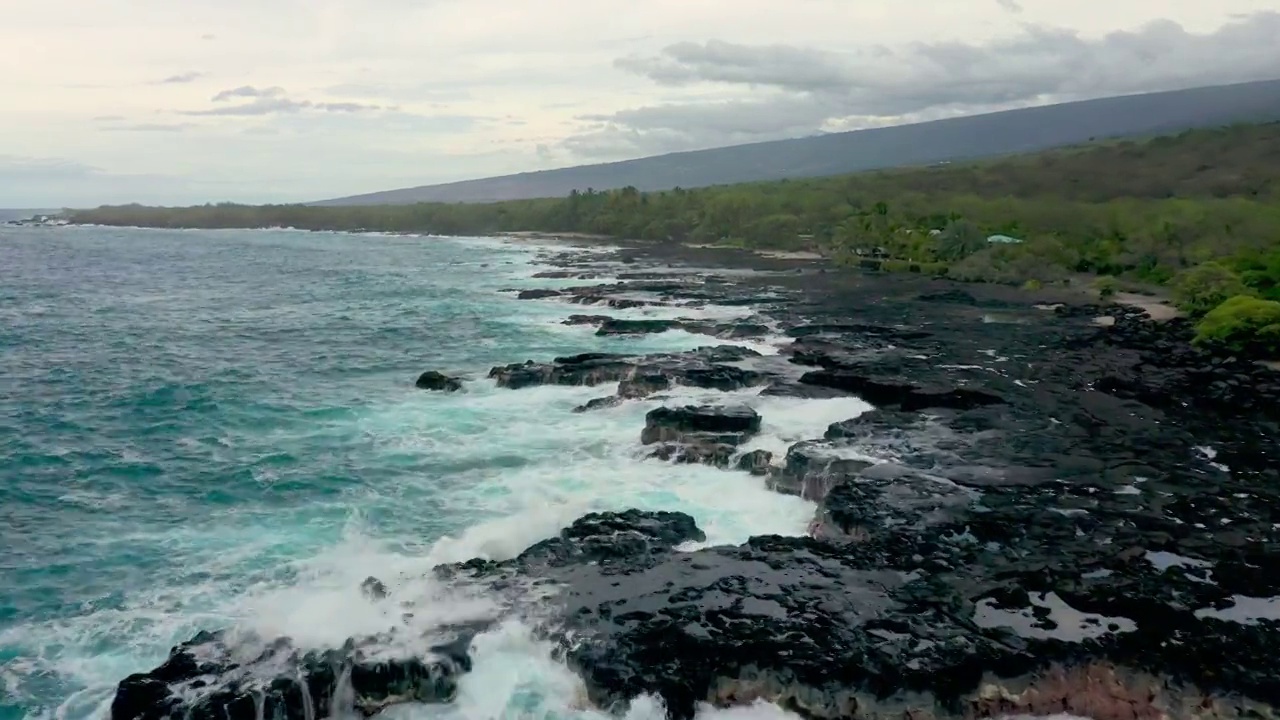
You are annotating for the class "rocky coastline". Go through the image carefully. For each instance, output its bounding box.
[110,240,1280,720]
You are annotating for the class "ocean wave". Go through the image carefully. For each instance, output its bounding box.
[0,229,847,719]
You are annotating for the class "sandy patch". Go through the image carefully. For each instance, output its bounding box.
[1114,292,1180,321]
[756,250,825,260]
[499,231,615,245]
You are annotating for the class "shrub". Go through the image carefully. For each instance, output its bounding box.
[1022,279,1043,291]
[946,247,1060,285]
[1193,295,1280,357]
[1235,249,1280,301]
[1172,262,1251,315]
[934,220,987,261]
[1092,276,1119,300]
[947,248,1010,283]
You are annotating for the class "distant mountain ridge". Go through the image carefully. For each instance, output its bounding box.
[316,79,1280,206]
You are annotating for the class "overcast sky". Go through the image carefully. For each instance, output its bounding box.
[3,0,1279,207]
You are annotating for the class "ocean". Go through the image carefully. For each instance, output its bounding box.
[0,226,870,720]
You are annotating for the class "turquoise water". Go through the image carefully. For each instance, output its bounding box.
[0,227,865,720]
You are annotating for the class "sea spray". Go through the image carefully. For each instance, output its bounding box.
[0,227,822,720]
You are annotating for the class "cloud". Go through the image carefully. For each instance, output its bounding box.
[5,0,1279,205]
[995,0,1023,14]
[156,71,204,84]
[99,123,195,132]
[92,115,125,122]
[315,101,383,112]
[184,98,383,116]
[187,86,382,115]
[616,12,1280,111]
[185,97,310,116]
[211,85,286,102]
[564,94,834,159]
[568,11,1280,159]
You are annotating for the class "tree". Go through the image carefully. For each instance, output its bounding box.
[934,220,986,261]
[1171,262,1251,315]
[1193,295,1280,357]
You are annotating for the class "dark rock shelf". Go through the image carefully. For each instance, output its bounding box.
[120,241,1280,720]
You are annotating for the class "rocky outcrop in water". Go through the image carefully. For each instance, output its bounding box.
[766,440,871,499]
[641,404,762,469]
[488,346,767,396]
[443,509,1279,720]
[592,317,771,340]
[414,371,463,392]
[735,449,773,476]
[517,249,1280,718]
[640,405,761,444]
[596,319,680,335]
[110,628,477,720]
[118,244,1280,720]
[562,314,614,326]
[516,289,563,300]
[436,509,706,582]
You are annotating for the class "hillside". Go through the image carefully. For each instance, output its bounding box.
[316,79,1280,206]
[71,121,1280,281]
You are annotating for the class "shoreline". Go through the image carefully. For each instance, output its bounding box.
[48,223,1191,320]
[97,232,1280,720]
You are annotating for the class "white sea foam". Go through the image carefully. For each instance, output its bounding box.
[377,620,804,720]
[2,232,868,720]
[215,377,827,718]
[369,380,822,554]
[16,369,833,719]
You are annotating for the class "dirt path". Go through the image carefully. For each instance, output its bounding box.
[1114,291,1181,321]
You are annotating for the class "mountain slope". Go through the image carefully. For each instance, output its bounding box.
[316,79,1280,206]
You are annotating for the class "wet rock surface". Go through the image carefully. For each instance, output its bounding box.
[641,404,762,470]
[111,628,477,720]
[117,240,1280,719]
[596,318,681,335]
[414,370,463,392]
[640,405,761,444]
[488,345,767,398]
[516,288,564,300]
[494,243,1280,717]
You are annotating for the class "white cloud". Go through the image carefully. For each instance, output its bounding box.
[570,11,1280,157]
[211,86,286,102]
[183,87,385,115]
[0,0,1276,205]
[155,71,205,84]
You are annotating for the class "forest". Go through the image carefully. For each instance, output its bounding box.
[67,122,1280,354]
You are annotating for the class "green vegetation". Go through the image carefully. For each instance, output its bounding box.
[1171,262,1252,315]
[1092,276,1120,300]
[70,123,1280,319]
[1194,296,1280,357]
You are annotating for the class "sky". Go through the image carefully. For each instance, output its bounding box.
[2,0,1280,207]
